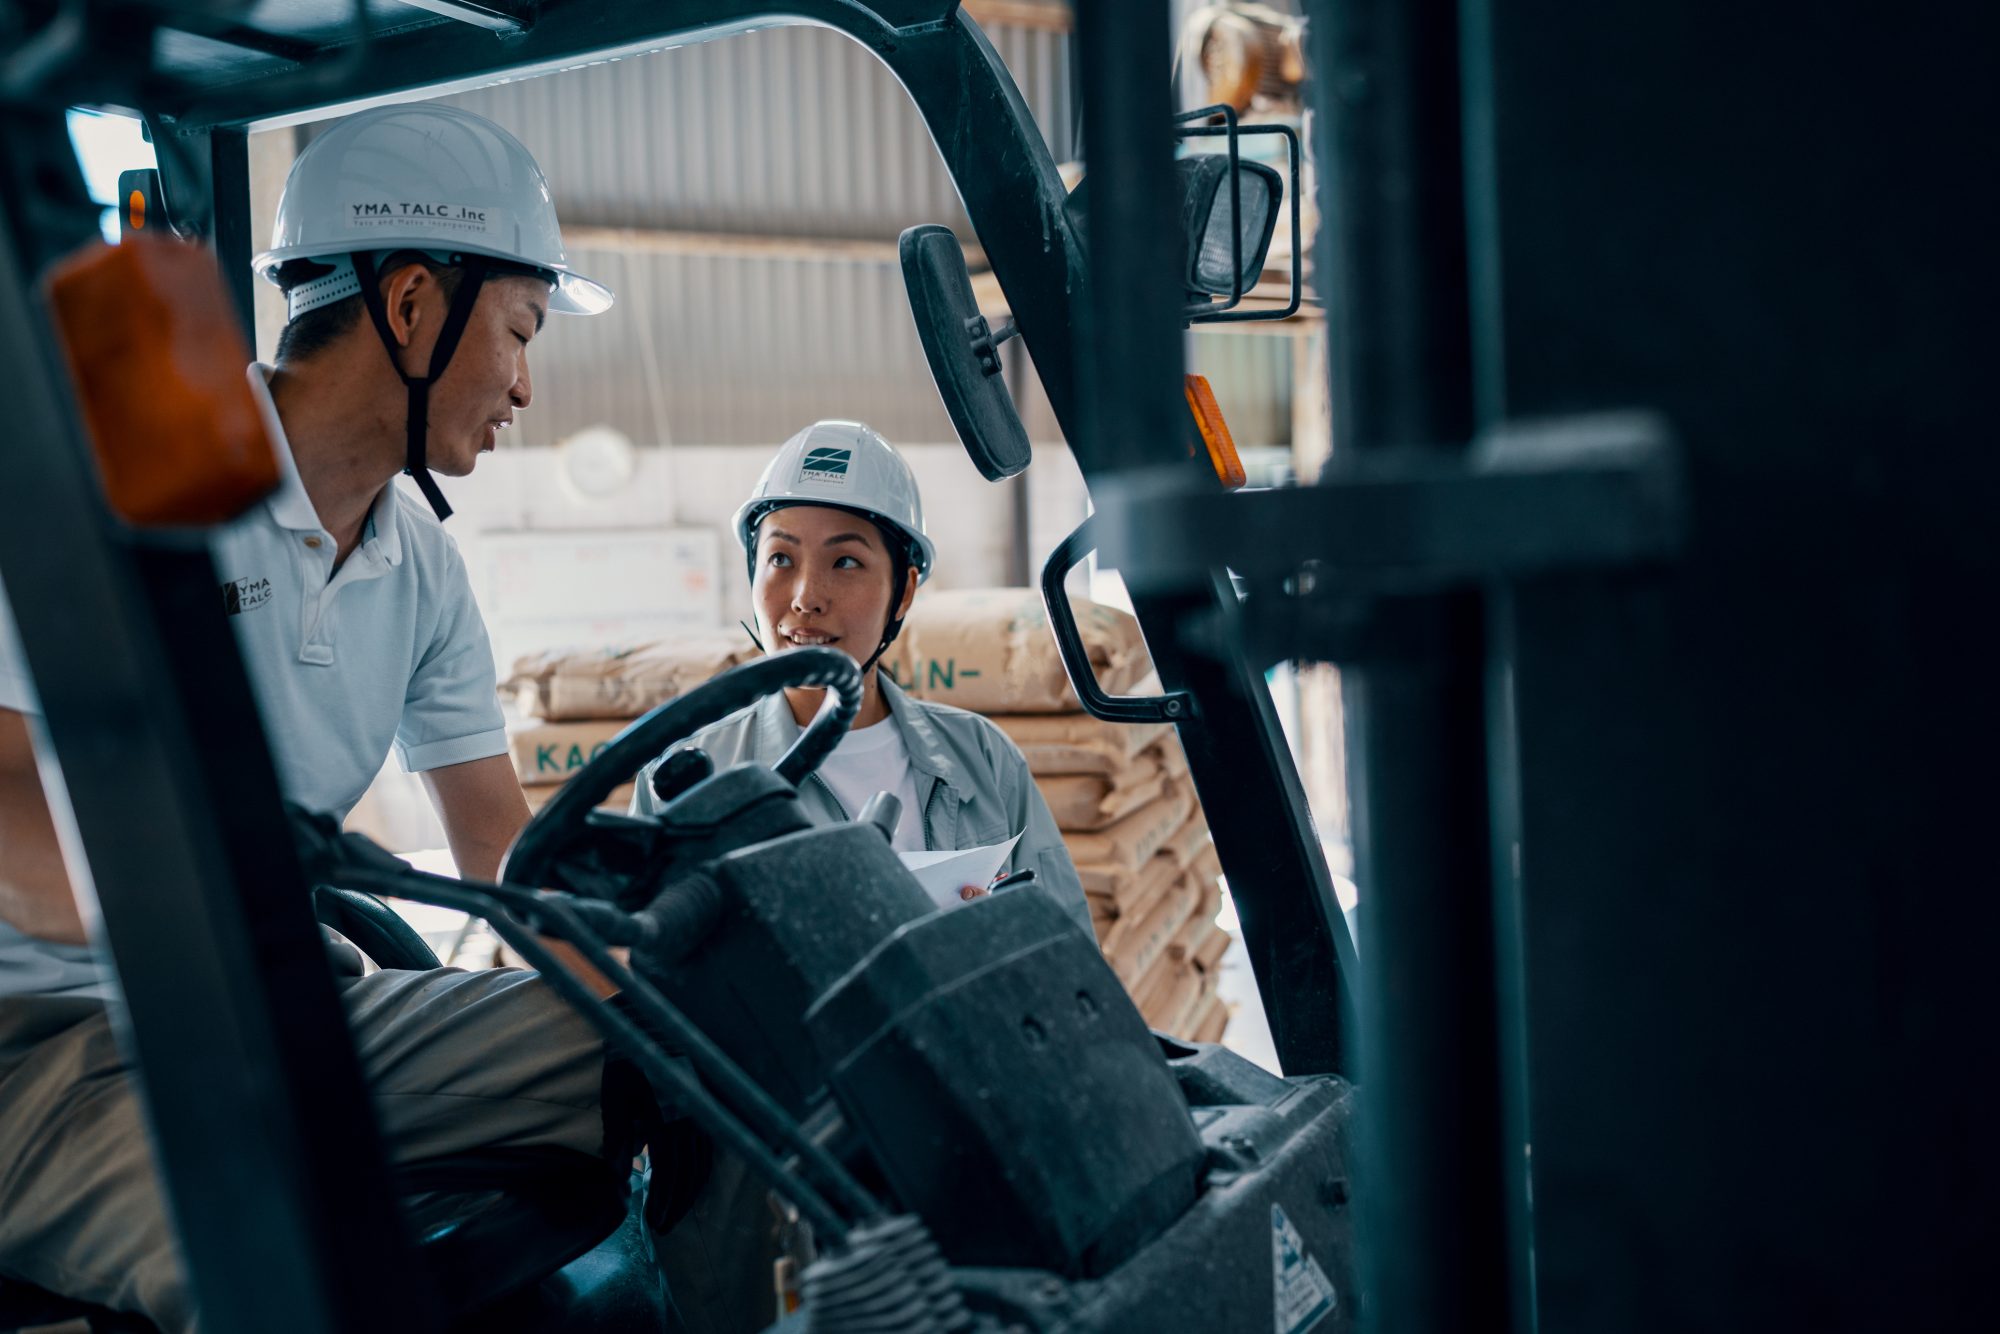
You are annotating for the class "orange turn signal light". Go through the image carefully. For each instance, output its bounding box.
[47,236,279,527]
[1184,373,1247,489]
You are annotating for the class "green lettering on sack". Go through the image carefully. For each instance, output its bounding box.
[566,743,587,770]
[536,744,558,772]
[928,660,954,690]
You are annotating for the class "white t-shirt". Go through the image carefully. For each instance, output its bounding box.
[0,363,507,997]
[814,716,927,853]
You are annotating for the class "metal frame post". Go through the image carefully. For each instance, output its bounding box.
[1071,0,1183,473]
[1059,0,1356,1076]
[1465,2,2000,1328]
[207,125,257,337]
[1312,1,1523,1330]
[0,112,434,1333]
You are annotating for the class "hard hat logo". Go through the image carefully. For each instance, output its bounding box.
[350,202,487,220]
[347,201,502,239]
[735,420,937,584]
[800,448,853,482]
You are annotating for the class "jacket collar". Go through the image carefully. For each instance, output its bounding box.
[878,676,959,787]
[751,687,802,758]
[746,672,964,849]
[748,672,961,789]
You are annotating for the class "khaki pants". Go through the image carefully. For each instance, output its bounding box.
[0,955,613,1333]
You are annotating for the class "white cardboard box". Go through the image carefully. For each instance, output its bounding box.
[467,527,722,674]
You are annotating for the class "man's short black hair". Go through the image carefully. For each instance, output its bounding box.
[272,253,466,365]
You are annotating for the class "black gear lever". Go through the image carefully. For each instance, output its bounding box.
[649,747,714,804]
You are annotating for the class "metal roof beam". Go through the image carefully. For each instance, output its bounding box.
[160,15,318,64]
[389,0,537,35]
[563,223,986,270]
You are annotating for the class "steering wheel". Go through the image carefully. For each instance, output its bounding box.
[501,647,863,889]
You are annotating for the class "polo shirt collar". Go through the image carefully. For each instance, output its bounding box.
[363,474,405,567]
[248,363,404,567]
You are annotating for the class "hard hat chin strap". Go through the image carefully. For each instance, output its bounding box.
[856,635,899,681]
[350,251,492,523]
[857,551,916,681]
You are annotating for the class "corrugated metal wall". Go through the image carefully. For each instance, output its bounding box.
[516,244,957,447]
[439,20,1108,450]
[1190,331,1294,448]
[448,24,1047,240]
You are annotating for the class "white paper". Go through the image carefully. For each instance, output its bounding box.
[898,832,1023,909]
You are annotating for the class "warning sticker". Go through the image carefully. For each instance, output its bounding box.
[1272,1203,1337,1334]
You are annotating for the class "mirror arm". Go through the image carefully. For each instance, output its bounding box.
[964,312,1019,377]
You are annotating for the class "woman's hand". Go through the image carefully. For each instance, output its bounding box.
[961,866,1036,901]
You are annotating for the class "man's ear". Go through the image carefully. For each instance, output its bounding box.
[380,262,436,350]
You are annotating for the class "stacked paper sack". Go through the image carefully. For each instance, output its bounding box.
[878,590,1231,1045]
[497,590,1231,1044]
[501,632,763,813]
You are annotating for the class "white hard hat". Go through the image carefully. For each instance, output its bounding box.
[252,102,611,318]
[734,421,937,582]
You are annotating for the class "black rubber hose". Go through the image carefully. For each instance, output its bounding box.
[505,886,886,1227]
[389,875,857,1244]
[504,647,861,889]
[771,655,863,786]
[628,874,727,971]
[332,863,884,1230]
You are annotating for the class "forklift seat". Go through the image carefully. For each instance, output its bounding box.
[0,889,678,1334]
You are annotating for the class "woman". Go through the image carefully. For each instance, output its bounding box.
[634,419,1088,928]
[634,421,1090,1334]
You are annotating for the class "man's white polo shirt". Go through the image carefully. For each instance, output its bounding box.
[0,363,507,997]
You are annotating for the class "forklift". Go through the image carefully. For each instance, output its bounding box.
[1,2,1354,1330]
[2,1,1993,1333]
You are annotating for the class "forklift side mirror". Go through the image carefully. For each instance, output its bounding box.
[1061,152,1284,320]
[899,224,1033,483]
[1177,154,1282,298]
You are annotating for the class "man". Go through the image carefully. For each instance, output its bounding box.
[0,103,630,1330]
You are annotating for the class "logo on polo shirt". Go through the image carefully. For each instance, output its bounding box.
[221,576,273,617]
[799,447,852,484]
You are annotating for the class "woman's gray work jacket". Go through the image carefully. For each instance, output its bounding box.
[631,675,1092,934]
